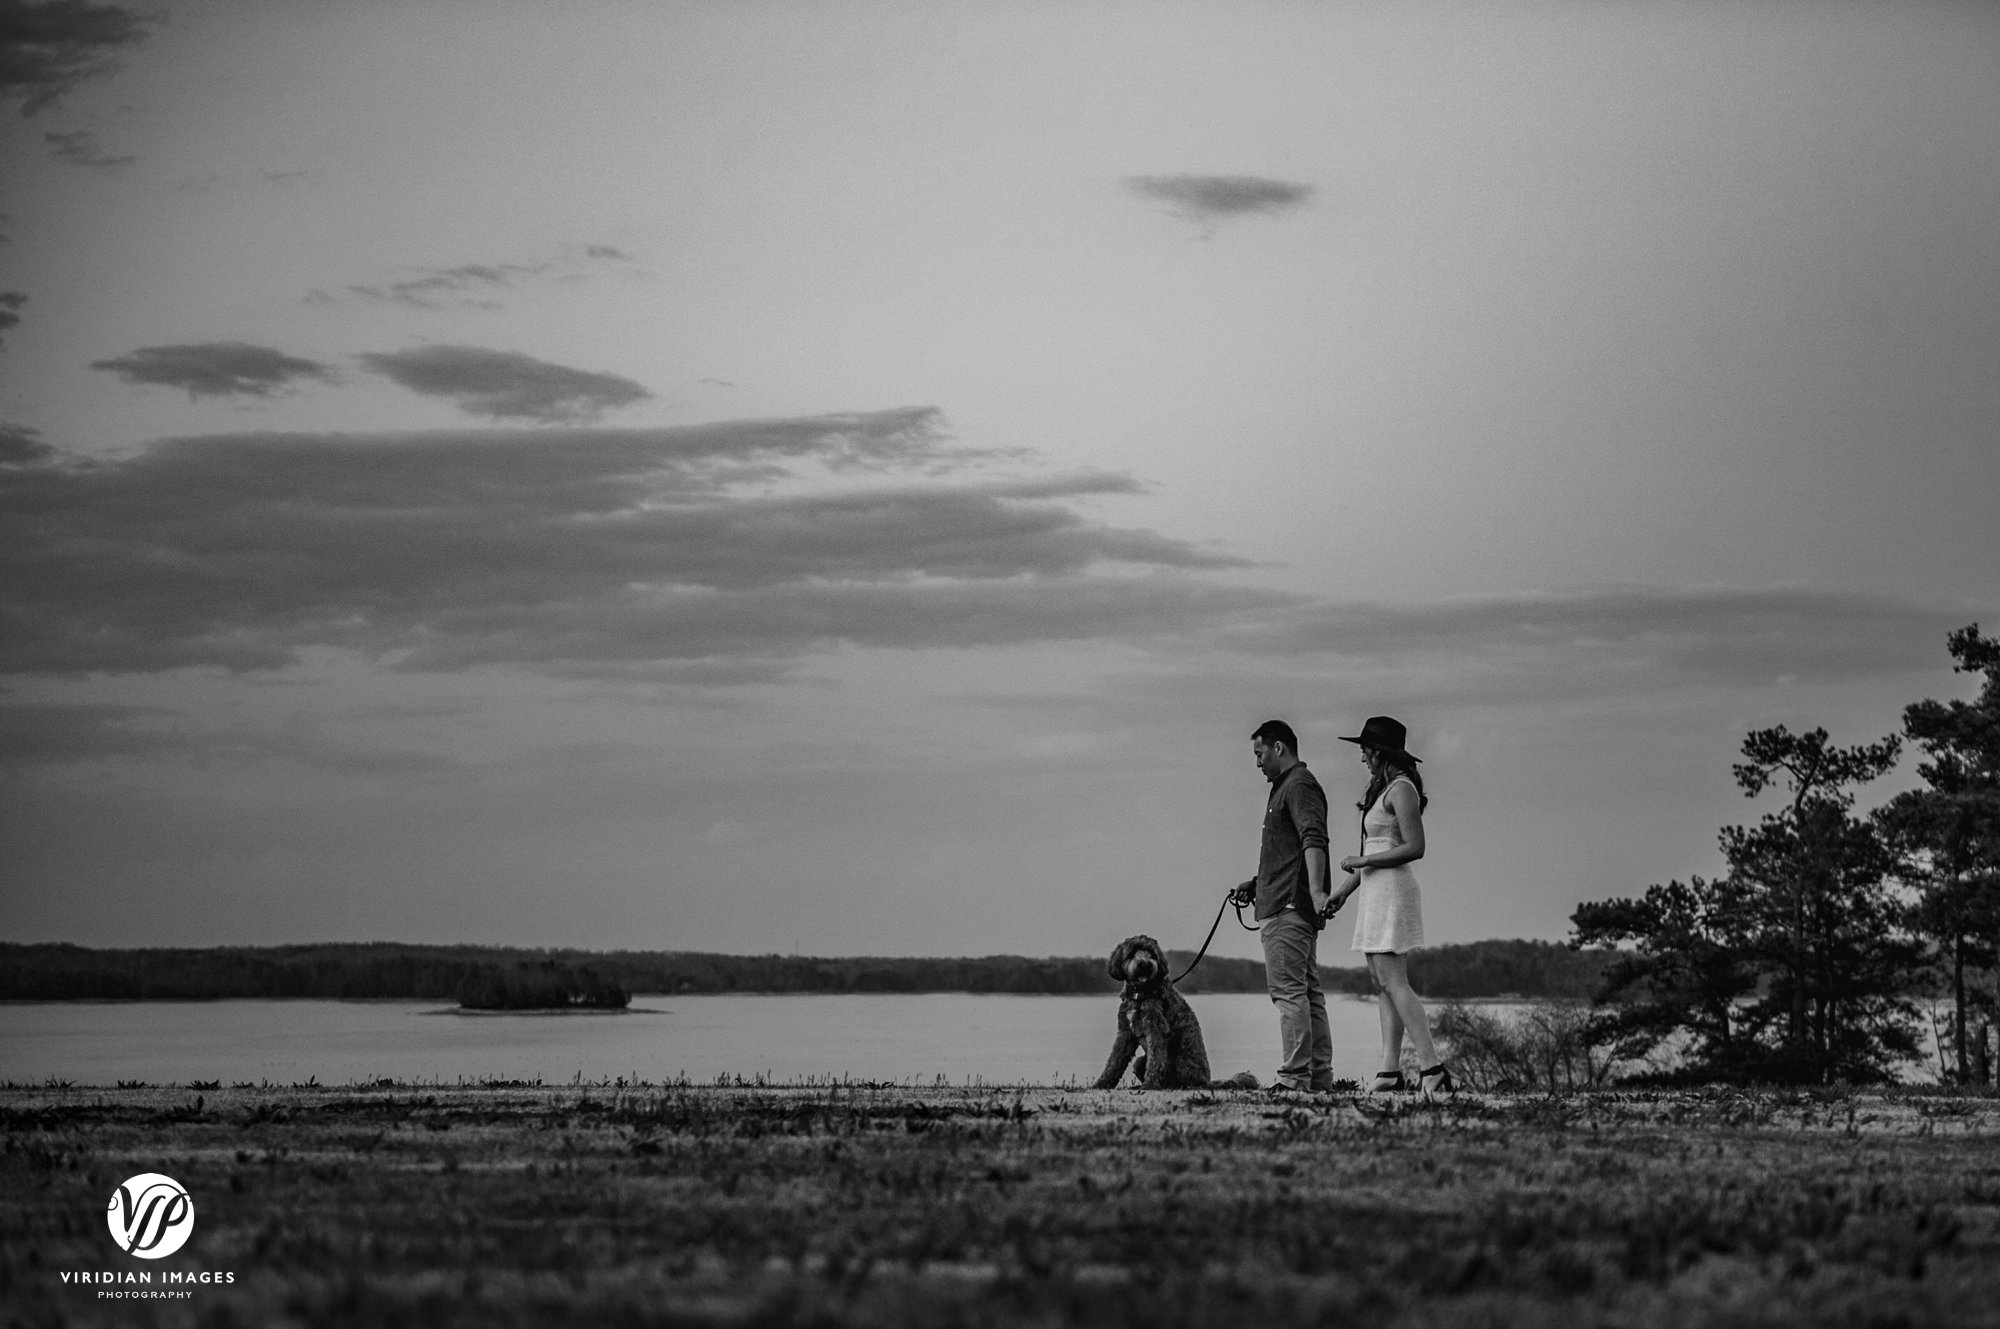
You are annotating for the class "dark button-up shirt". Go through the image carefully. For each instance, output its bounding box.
[1256,761,1330,921]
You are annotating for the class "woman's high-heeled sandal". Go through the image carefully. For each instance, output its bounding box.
[1418,1063,1455,1097]
[1370,1070,1408,1093]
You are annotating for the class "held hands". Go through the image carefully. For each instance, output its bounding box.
[1321,874,1360,920]
[1309,881,1334,918]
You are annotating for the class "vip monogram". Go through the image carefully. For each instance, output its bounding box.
[106,1174,195,1259]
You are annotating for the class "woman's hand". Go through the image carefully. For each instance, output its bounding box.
[1338,853,1368,874]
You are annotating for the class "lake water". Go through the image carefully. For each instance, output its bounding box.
[0,993,1421,1088]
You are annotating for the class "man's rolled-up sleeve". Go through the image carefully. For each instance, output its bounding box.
[1290,781,1329,855]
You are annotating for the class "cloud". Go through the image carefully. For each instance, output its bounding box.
[346,263,543,310]
[43,126,131,167]
[0,0,151,116]
[1124,174,1315,228]
[340,248,639,309]
[354,344,652,422]
[90,341,339,400]
[0,422,57,466]
[0,407,1265,678]
[0,290,22,346]
[9,403,1964,711]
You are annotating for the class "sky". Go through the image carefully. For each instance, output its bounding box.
[3,0,1997,963]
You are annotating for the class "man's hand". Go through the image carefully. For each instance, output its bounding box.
[1230,879,1256,906]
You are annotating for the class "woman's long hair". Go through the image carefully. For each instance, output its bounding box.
[1359,749,1428,819]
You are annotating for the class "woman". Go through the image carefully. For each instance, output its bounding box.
[1329,715,1453,1096]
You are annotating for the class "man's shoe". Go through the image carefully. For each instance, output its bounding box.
[1267,1080,1310,1096]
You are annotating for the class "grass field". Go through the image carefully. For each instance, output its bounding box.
[4,1080,1997,1328]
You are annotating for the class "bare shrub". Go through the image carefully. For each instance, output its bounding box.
[1434,1001,1630,1093]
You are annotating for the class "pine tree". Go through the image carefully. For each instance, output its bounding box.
[1571,875,1753,1075]
[1574,726,1921,1084]
[1878,625,2000,1085]
[1718,726,1917,1082]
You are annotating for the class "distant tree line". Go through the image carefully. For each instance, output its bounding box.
[0,938,1609,1003]
[1573,625,2000,1086]
[1404,940,1613,1000]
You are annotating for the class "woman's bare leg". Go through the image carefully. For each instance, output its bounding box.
[1376,972,1408,1072]
[1370,952,1437,1068]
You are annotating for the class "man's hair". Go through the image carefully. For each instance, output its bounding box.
[1251,720,1298,754]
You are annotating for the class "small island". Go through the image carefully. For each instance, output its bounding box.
[454,960,629,1011]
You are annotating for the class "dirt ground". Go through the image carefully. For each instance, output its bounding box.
[4,1080,1998,1328]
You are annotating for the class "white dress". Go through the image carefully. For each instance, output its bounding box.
[1350,776,1424,954]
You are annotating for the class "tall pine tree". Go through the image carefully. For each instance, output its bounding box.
[1879,625,2000,1085]
[1575,726,1920,1083]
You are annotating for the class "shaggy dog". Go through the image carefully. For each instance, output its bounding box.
[1093,935,1257,1090]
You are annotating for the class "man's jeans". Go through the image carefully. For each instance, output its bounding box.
[1260,909,1333,1090]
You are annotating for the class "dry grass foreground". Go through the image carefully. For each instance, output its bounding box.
[4,1081,1998,1328]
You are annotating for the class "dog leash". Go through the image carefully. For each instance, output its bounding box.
[1172,884,1344,984]
[1170,888,1261,984]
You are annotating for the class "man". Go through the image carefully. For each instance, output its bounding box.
[1233,720,1335,1093]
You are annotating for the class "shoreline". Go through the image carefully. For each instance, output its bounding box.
[4,1077,1994,1100]
[0,989,1536,1006]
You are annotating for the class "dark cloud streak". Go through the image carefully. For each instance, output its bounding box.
[90,341,338,399]
[339,248,639,309]
[0,422,56,465]
[354,345,651,423]
[0,408,1258,678]
[346,263,539,310]
[0,0,150,116]
[6,406,1958,707]
[1124,174,1315,228]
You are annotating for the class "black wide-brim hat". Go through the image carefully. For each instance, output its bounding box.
[1338,715,1421,763]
